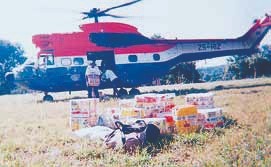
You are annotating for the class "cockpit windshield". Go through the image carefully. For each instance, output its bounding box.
[38,54,54,67]
[38,56,46,66]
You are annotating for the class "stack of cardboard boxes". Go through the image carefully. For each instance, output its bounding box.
[69,93,224,134]
[134,93,175,118]
[70,98,99,131]
[185,93,224,130]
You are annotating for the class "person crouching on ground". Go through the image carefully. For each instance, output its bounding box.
[85,61,101,98]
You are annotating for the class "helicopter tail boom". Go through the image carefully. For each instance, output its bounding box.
[239,14,271,49]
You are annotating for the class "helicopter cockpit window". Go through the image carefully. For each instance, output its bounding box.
[38,56,46,66]
[47,55,54,65]
[73,57,84,65]
[128,55,138,62]
[61,58,72,66]
[38,54,54,66]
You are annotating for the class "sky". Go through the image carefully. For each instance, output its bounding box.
[0,0,271,67]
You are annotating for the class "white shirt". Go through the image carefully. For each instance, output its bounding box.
[104,70,117,81]
[85,65,101,76]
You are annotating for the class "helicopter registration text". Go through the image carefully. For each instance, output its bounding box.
[198,42,222,51]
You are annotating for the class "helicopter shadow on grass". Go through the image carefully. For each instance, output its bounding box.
[37,82,271,103]
[37,96,87,103]
[37,93,128,103]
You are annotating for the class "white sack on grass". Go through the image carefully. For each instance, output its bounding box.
[73,126,113,140]
[73,126,124,149]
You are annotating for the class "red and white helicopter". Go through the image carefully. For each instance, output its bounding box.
[5,0,271,101]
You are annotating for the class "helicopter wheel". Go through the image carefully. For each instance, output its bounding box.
[129,88,140,96]
[118,88,128,98]
[43,93,54,102]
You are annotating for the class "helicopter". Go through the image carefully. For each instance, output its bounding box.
[5,0,271,101]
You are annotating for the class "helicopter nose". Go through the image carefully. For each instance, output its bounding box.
[5,72,15,83]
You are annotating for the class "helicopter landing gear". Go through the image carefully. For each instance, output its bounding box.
[43,92,54,102]
[129,88,140,96]
[117,88,128,97]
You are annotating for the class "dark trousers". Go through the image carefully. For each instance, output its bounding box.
[112,78,121,97]
[87,86,99,98]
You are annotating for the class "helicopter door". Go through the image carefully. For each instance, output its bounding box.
[38,54,54,69]
[87,51,115,70]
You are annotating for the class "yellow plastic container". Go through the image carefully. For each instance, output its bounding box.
[174,105,199,134]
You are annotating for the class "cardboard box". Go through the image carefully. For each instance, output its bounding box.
[134,93,176,118]
[173,105,199,134]
[198,108,224,129]
[185,93,214,109]
[70,98,99,131]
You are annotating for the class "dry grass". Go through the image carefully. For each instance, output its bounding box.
[0,78,270,166]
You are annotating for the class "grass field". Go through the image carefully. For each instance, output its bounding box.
[0,78,270,166]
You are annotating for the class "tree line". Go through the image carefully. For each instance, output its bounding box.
[199,45,271,82]
[226,45,271,79]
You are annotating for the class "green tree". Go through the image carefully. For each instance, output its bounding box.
[226,45,271,79]
[198,65,227,82]
[0,40,26,94]
[162,62,200,84]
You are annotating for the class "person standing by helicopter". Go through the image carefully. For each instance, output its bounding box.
[102,67,120,97]
[85,60,101,98]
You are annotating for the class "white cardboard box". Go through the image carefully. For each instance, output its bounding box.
[70,98,99,131]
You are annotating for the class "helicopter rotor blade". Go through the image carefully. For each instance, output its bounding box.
[99,0,142,14]
[82,16,90,20]
[102,13,127,18]
[81,12,90,15]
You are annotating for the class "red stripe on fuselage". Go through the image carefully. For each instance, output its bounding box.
[33,21,262,57]
[33,22,142,57]
[79,22,139,34]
